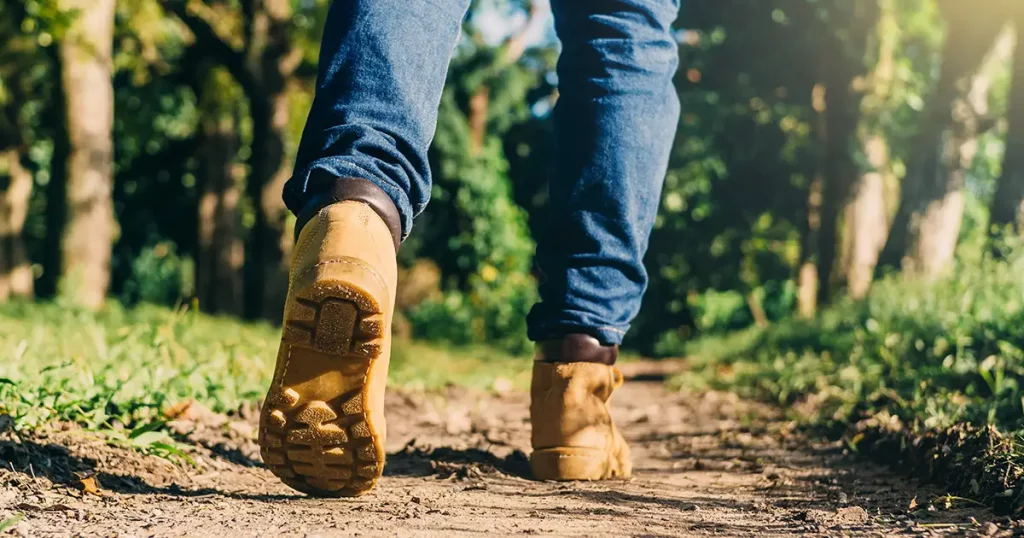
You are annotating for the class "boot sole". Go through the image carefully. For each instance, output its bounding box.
[531,448,626,481]
[259,258,389,497]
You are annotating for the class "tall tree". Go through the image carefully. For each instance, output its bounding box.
[797,0,874,315]
[797,83,825,318]
[990,14,1024,236]
[841,0,899,299]
[815,60,862,306]
[196,68,245,315]
[162,0,300,320]
[58,0,117,308]
[878,2,1008,279]
[0,150,33,301]
[0,3,38,301]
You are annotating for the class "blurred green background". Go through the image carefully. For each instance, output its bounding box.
[0,0,1021,355]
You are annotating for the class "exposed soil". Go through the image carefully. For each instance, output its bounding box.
[0,363,1015,537]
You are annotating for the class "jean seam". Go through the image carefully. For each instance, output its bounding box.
[302,161,381,195]
[533,322,628,334]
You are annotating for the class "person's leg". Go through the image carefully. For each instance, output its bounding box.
[282,0,471,240]
[260,0,469,498]
[527,0,681,347]
[529,0,680,481]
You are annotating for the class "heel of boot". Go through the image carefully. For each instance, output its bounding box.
[531,448,610,481]
[284,257,387,354]
[260,256,390,497]
[283,257,389,356]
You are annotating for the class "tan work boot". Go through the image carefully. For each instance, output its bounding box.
[259,178,400,497]
[530,335,632,481]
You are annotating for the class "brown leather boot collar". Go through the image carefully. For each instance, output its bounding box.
[536,334,618,366]
[294,173,402,251]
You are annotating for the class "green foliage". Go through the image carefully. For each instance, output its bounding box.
[635,1,844,349]
[689,289,751,333]
[411,91,538,352]
[674,239,1024,434]
[402,12,551,352]
[427,89,537,279]
[4,0,1022,358]
[0,301,528,439]
[408,271,537,354]
[0,302,271,431]
[673,237,1024,511]
[120,241,194,306]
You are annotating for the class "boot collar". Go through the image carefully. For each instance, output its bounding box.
[536,334,618,365]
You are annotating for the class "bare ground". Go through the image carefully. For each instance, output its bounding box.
[0,363,1015,537]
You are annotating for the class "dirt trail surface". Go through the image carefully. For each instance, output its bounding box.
[0,363,1011,537]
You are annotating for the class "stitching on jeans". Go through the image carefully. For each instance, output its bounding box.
[339,162,381,187]
[536,323,628,335]
[414,0,453,15]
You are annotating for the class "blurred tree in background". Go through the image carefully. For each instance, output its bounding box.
[0,0,1021,354]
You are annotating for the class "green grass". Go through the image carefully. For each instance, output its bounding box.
[0,301,529,443]
[673,245,1024,513]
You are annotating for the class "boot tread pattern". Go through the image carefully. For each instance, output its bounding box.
[259,286,386,497]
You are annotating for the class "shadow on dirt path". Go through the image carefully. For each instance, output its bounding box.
[0,363,1011,537]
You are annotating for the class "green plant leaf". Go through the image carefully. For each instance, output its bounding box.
[0,513,24,533]
[130,430,168,447]
[128,420,166,439]
[150,442,196,467]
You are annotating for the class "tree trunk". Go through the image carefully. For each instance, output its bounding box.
[58,0,116,308]
[878,11,1009,279]
[468,86,490,155]
[797,83,826,318]
[816,79,859,305]
[746,291,769,328]
[990,20,1024,235]
[245,86,293,320]
[161,0,296,321]
[40,47,68,299]
[0,148,34,300]
[841,6,898,299]
[797,178,822,317]
[242,0,296,321]
[197,112,244,315]
[842,134,891,298]
[796,258,819,318]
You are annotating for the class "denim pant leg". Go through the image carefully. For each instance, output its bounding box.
[527,0,681,345]
[283,0,471,240]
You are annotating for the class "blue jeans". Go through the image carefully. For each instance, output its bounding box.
[285,0,680,345]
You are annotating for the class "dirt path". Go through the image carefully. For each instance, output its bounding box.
[0,364,1009,537]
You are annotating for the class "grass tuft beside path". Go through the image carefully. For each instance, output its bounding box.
[0,301,529,450]
[674,247,1024,515]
